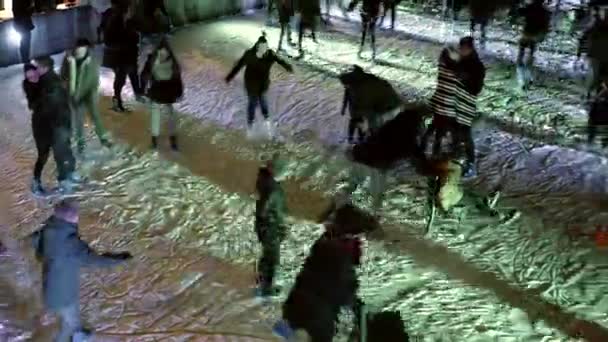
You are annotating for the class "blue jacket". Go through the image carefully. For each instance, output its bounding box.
[30,216,127,310]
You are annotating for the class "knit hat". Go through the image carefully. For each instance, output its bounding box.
[23,63,36,72]
[459,36,475,49]
[75,38,91,48]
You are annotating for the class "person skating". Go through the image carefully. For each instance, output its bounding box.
[453,37,485,177]
[340,75,367,144]
[297,0,322,57]
[225,35,293,138]
[273,202,372,341]
[421,46,461,157]
[254,155,289,297]
[467,0,509,49]
[140,37,184,150]
[31,56,78,194]
[338,65,402,136]
[347,0,382,59]
[100,0,143,112]
[515,0,551,90]
[29,200,132,342]
[578,5,608,99]
[277,0,296,51]
[60,38,112,155]
[12,0,35,63]
[587,81,608,147]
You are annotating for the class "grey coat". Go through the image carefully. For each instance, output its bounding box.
[30,216,128,310]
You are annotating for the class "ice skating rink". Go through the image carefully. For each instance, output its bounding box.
[1,9,608,341]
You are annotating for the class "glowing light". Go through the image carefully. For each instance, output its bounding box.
[8,27,21,45]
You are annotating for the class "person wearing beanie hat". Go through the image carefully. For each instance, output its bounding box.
[253,153,289,297]
[453,36,485,177]
[60,37,111,155]
[29,200,132,341]
[226,35,293,138]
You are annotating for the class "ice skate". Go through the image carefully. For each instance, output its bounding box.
[72,329,92,342]
[31,179,46,196]
[169,135,178,151]
[111,96,127,112]
[272,319,295,340]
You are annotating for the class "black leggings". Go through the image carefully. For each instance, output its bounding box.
[348,117,366,142]
[360,15,377,52]
[112,64,141,100]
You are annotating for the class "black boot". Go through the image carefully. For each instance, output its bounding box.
[151,136,158,149]
[169,135,178,151]
[112,96,127,112]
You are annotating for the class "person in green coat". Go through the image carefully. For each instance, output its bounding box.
[61,38,112,155]
[254,154,289,297]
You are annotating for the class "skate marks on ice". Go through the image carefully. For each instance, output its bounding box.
[92,97,608,340]
[0,112,281,340]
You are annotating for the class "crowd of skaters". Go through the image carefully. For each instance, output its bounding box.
[4,0,608,341]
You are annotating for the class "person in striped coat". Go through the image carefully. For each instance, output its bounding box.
[454,36,485,177]
[421,46,461,157]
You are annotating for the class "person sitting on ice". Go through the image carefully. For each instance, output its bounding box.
[140,36,184,150]
[29,200,132,342]
[254,154,289,297]
[273,202,374,341]
[225,34,293,138]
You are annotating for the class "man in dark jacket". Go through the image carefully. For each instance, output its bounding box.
[588,80,608,147]
[297,0,322,57]
[453,36,485,177]
[515,0,551,90]
[31,56,78,194]
[225,35,293,138]
[578,6,608,98]
[12,0,35,63]
[277,0,296,51]
[273,202,371,341]
[254,155,289,297]
[100,0,142,112]
[29,200,131,341]
[338,65,402,136]
[348,0,382,59]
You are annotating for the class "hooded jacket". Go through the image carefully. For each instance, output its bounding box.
[454,51,485,126]
[226,44,293,96]
[29,216,127,310]
[60,50,101,103]
[141,48,184,104]
[429,48,460,118]
[339,67,402,120]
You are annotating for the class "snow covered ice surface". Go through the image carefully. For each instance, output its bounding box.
[1,8,608,342]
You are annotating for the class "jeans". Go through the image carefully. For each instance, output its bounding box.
[150,103,176,137]
[360,14,377,55]
[72,95,107,153]
[247,95,269,126]
[54,303,83,342]
[18,29,32,63]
